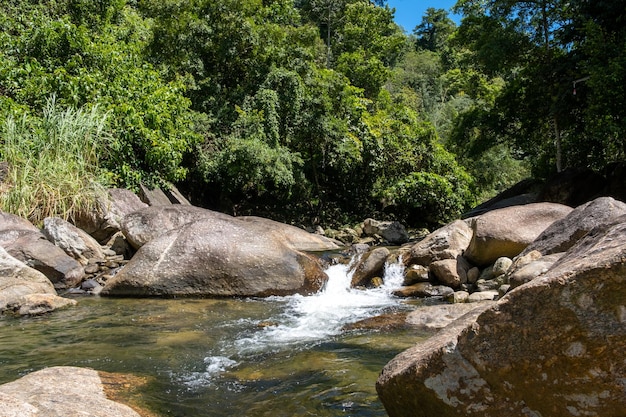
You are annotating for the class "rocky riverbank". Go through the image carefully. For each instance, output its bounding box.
[1,183,625,416]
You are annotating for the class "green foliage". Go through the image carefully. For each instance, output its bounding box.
[0,98,111,225]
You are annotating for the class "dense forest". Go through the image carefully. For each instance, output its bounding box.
[1,0,625,229]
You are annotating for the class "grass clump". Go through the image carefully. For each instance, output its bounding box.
[0,98,112,225]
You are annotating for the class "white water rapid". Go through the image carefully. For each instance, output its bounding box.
[192,256,407,385]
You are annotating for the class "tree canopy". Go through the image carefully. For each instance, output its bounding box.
[1,0,624,227]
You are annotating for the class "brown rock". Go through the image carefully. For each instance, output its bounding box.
[403,220,472,267]
[102,216,328,298]
[464,202,572,266]
[376,216,626,417]
[429,256,471,289]
[403,264,430,286]
[393,283,454,299]
[350,247,390,287]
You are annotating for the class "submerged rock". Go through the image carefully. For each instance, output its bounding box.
[0,367,141,417]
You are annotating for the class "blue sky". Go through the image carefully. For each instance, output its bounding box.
[386,0,461,33]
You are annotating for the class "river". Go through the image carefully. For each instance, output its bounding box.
[0,259,431,416]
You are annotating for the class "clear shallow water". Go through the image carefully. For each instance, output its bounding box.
[0,260,429,416]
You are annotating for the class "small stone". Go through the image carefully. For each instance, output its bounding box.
[84,264,100,275]
[403,265,430,285]
[466,267,480,284]
[493,257,513,276]
[371,277,384,288]
[468,290,498,303]
[447,290,469,303]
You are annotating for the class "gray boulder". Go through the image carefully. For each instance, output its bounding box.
[42,217,105,263]
[0,228,84,288]
[75,188,147,244]
[362,218,409,244]
[376,216,626,417]
[0,247,74,315]
[464,202,572,266]
[122,206,340,252]
[520,196,626,257]
[101,216,328,297]
[350,247,390,287]
[405,302,494,330]
[0,367,141,417]
[402,220,472,267]
[508,251,563,289]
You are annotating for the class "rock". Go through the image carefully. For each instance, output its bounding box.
[7,293,77,316]
[429,256,471,289]
[403,265,430,286]
[474,279,501,292]
[403,220,472,267]
[122,205,340,252]
[239,216,342,252]
[376,216,626,417]
[362,218,409,245]
[492,256,512,276]
[393,283,454,299]
[520,196,626,257]
[466,267,480,284]
[467,290,498,302]
[447,290,469,303]
[350,247,390,288]
[464,202,572,266]
[508,252,563,289]
[0,247,57,311]
[139,184,173,206]
[42,217,105,263]
[0,211,40,234]
[75,188,148,244]
[1,229,84,288]
[0,367,141,417]
[405,301,495,330]
[101,216,328,297]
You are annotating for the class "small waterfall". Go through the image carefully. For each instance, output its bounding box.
[194,253,407,384]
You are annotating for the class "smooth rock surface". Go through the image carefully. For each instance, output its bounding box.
[0,367,141,417]
[464,202,572,266]
[403,220,472,267]
[102,216,328,297]
[42,217,105,262]
[519,196,626,257]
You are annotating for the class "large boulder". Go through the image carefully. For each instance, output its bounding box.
[350,247,390,287]
[42,217,106,263]
[362,218,409,245]
[75,188,148,244]
[519,196,626,257]
[464,202,572,266]
[0,247,75,315]
[377,216,626,417]
[122,206,340,252]
[0,229,84,288]
[101,216,329,297]
[0,367,141,417]
[402,220,472,267]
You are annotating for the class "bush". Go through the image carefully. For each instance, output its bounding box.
[0,98,111,225]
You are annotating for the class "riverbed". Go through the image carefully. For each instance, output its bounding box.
[0,261,431,416]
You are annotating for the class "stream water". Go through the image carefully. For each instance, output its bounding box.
[0,259,431,416]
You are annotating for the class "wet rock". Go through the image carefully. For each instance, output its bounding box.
[447,290,469,304]
[350,247,390,288]
[7,293,77,316]
[403,220,472,267]
[464,202,572,266]
[0,367,141,417]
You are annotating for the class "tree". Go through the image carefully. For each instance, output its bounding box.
[414,8,456,52]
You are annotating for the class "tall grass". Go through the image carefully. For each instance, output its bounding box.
[0,97,112,225]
